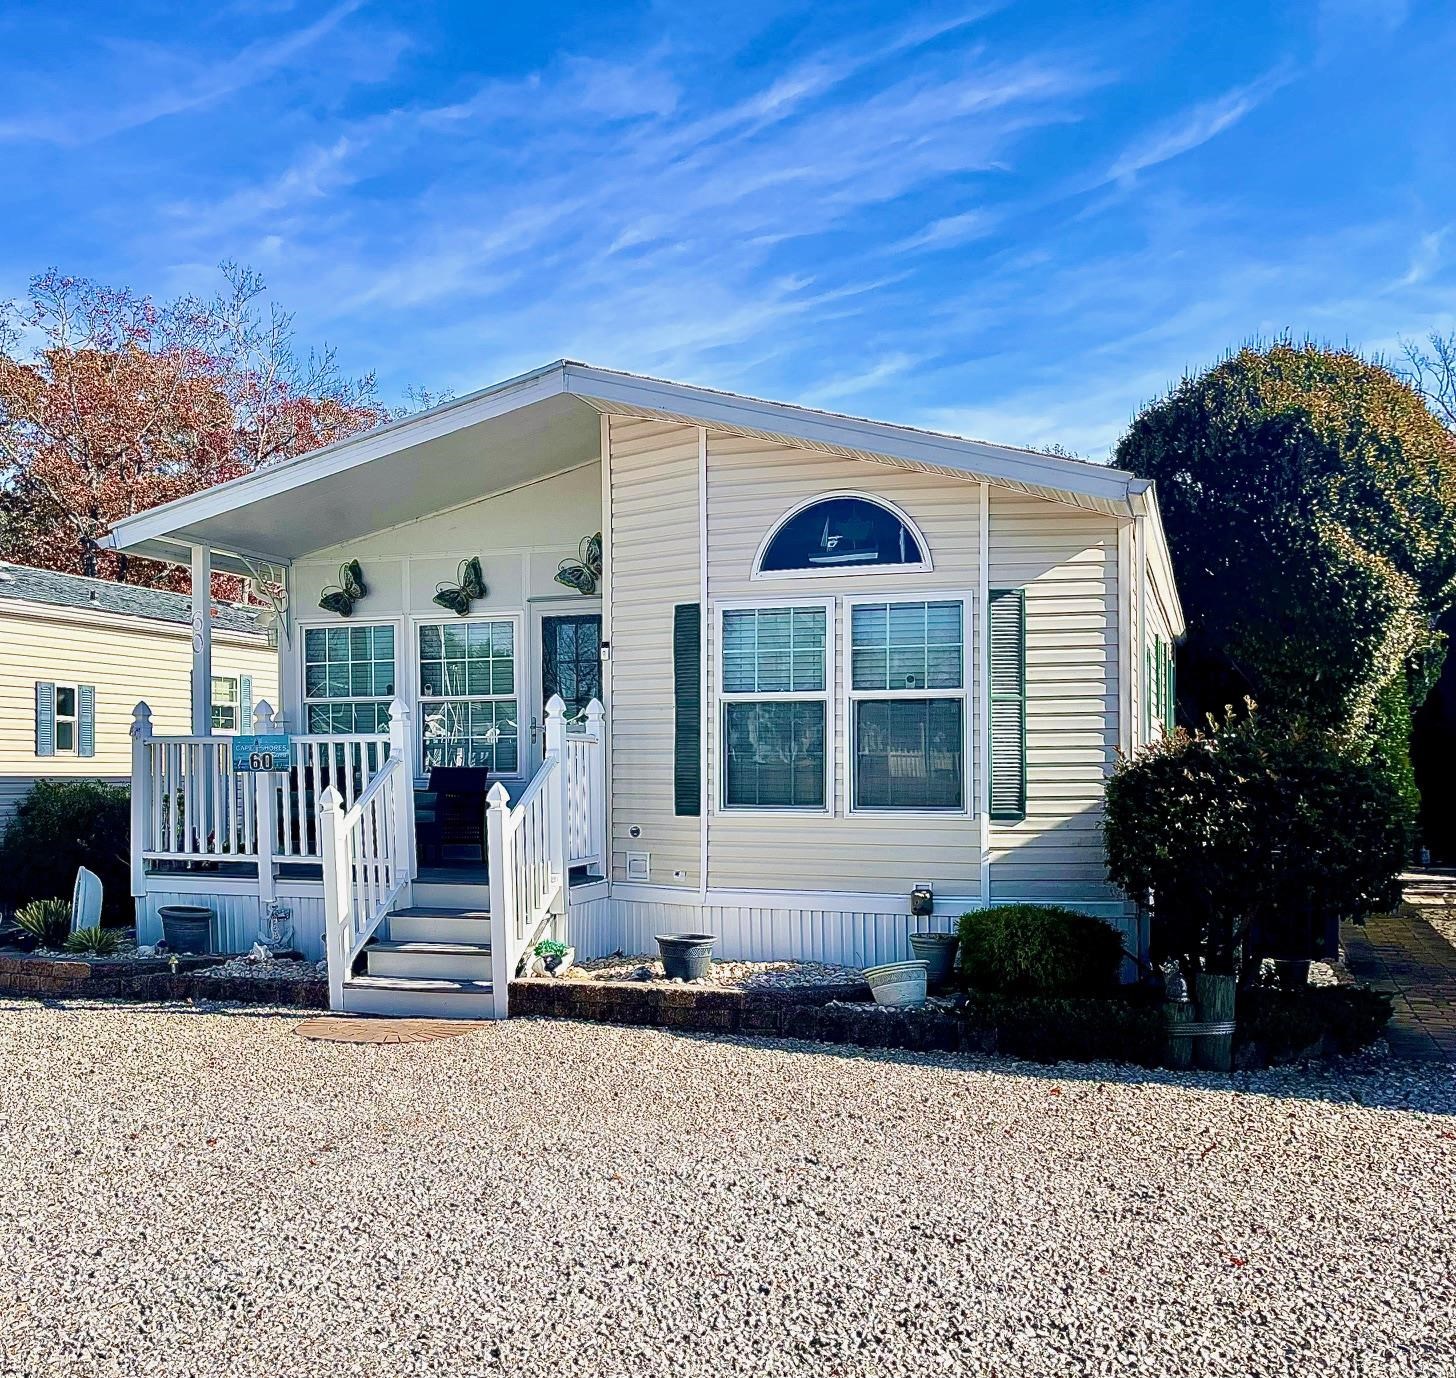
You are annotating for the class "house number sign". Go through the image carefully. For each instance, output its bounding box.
[231,735,292,772]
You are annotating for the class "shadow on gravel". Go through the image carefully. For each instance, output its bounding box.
[645,1024,1456,1118]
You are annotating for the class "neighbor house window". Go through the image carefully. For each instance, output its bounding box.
[417,619,519,774]
[849,599,966,811]
[35,681,94,758]
[52,685,77,754]
[210,676,239,732]
[758,495,928,575]
[720,604,830,810]
[303,625,397,733]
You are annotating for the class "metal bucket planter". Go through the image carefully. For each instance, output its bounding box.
[908,932,959,987]
[864,960,928,1008]
[655,933,716,982]
[158,905,214,955]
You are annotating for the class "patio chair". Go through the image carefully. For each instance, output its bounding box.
[416,766,491,865]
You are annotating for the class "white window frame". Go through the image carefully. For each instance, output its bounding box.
[51,682,79,756]
[411,610,526,783]
[296,617,404,738]
[715,596,835,816]
[842,591,974,818]
[210,675,241,734]
[751,491,933,581]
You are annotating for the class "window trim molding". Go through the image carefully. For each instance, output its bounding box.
[842,591,975,820]
[296,615,405,739]
[714,596,835,817]
[51,681,80,757]
[409,609,527,783]
[750,490,933,581]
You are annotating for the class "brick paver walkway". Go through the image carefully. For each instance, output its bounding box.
[1342,904,1456,1063]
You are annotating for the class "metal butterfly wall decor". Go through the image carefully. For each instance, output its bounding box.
[432,556,487,616]
[554,532,603,596]
[317,560,367,618]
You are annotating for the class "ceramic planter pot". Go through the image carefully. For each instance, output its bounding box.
[159,904,214,955]
[863,959,928,1008]
[907,932,959,986]
[655,933,717,981]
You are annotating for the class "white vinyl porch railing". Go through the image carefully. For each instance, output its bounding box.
[318,740,416,1009]
[565,699,606,871]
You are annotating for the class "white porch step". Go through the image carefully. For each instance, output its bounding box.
[387,908,492,946]
[340,974,497,1019]
[414,879,492,910]
[366,940,492,981]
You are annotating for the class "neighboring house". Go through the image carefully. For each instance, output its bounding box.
[105,362,1183,1017]
[0,562,278,832]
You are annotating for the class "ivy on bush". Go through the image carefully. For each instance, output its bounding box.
[1104,713,1405,975]
[0,781,130,926]
[957,904,1126,995]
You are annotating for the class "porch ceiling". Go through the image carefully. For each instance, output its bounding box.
[115,388,601,569]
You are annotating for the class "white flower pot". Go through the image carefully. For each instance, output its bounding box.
[863,959,929,1008]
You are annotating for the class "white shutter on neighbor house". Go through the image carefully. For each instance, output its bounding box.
[35,681,55,757]
[988,589,1026,820]
[239,675,254,728]
[77,685,96,758]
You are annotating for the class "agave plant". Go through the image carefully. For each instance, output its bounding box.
[14,898,72,949]
[63,926,120,956]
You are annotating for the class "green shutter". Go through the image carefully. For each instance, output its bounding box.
[673,603,701,816]
[988,589,1026,820]
[239,675,254,728]
[34,682,55,757]
[77,685,96,758]
[1164,646,1176,732]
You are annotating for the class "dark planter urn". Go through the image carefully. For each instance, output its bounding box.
[159,905,214,955]
[655,932,716,982]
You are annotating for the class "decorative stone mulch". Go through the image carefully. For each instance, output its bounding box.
[568,953,865,991]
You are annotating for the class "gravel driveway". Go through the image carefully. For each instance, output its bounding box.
[1,1000,1453,1378]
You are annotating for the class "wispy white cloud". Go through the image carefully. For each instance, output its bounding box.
[1107,68,1292,183]
[891,210,997,253]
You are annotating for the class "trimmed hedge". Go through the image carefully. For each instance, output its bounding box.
[958,904,1125,995]
[1237,985,1393,1062]
[0,780,130,926]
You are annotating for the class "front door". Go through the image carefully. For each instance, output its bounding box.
[530,606,602,764]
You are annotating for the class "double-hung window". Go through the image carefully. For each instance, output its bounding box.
[210,676,239,732]
[303,625,397,733]
[848,598,968,812]
[417,619,519,774]
[52,685,78,754]
[720,604,830,810]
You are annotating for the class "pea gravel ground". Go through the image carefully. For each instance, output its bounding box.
[2,1000,1453,1378]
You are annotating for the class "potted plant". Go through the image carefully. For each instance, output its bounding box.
[907,931,959,986]
[655,932,716,981]
[532,938,575,977]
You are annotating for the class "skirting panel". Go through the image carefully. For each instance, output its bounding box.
[136,886,327,960]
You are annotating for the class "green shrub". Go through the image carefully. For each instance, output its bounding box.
[1104,713,1405,975]
[962,991,1165,1067]
[62,926,120,956]
[14,898,72,948]
[1237,986,1393,1062]
[0,780,129,926]
[957,904,1125,995]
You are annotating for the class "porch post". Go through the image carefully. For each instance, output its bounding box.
[387,697,416,897]
[544,695,570,908]
[318,786,348,1010]
[584,698,606,872]
[486,783,513,1019]
[129,702,153,899]
[252,699,277,905]
[189,544,213,737]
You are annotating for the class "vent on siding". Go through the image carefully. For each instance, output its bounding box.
[988,589,1026,820]
[673,603,701,816]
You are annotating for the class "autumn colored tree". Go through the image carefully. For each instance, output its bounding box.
[0,265,389,589]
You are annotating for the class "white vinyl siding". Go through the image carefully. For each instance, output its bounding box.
[987,493,1121,903]
[607,416,703,888]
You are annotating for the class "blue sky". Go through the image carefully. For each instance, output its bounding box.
[1,0,1452,457]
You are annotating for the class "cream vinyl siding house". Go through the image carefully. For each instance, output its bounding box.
[106,361,1183,1006]
[0,564,277,832]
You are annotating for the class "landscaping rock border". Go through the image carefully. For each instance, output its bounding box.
[0,949,327,1008]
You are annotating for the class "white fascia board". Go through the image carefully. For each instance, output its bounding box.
[563,363,1139,504]
[106,361,572,555]
[1129,481,1186,637]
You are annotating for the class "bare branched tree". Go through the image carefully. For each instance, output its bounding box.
[1400,332,1456,432]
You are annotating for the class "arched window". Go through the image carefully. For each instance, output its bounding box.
[756,495,929,576]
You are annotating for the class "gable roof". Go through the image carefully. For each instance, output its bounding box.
[0,562,265,637]
[102,359,1181,632]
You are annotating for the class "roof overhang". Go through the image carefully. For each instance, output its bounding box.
[107,360,1156,570]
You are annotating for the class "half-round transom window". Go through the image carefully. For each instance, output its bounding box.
[758,496,927,574]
